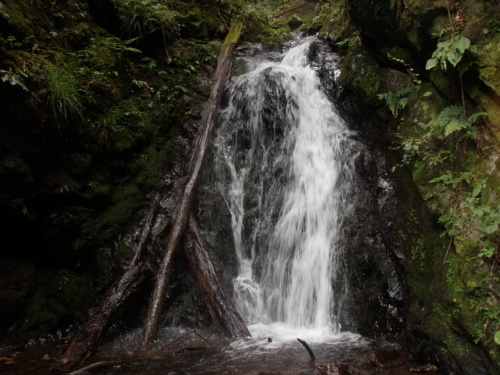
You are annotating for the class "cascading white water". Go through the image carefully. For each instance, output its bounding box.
[214,37,357,340]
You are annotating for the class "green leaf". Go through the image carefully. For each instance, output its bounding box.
[447,49,461,66]
[472,184,482,198]
[399,97,408,110]
[426,58,438,70]
[454,35,470,54]
[125,46,142,53]
[484,223,498,234]
[174,85,189,93]
[0,70,28,91]
[124,37,139,45]
[468,111,488,123]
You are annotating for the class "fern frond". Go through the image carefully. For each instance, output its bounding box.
[444,120,466,136]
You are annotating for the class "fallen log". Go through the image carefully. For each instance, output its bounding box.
[54,263,151,371]
[54,195,162,371]
[140,20,243,346]
[185,213,250,337]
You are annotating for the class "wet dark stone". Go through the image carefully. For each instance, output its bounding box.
[371,348,410,367]
[288,16,304,31]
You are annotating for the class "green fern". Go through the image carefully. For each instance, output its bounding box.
[117,0,179,38]
[378,86,413,116]
[428,105,487,138]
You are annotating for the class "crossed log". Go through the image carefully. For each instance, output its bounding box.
[55,21,248,371]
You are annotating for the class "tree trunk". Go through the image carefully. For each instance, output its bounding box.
[54,263,151,371]
[140,20,243,346]
[185,213,250,337]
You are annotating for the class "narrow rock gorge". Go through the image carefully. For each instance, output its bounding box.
[0,1,497,374]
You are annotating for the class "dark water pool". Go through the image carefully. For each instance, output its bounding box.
[0,328,442,375]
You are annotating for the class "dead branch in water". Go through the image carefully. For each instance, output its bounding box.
[297,338,316,361]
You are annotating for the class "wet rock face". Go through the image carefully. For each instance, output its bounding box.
[347,0,447,55]
[306,38,411,340]
[338,146,408,338]
[195,177,240,293]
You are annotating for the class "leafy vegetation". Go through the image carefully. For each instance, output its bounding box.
[116,0,179,38]
[46,64,84,126]
[0,68,28,91]
[425,34,475,71]
[377,87,412,117]
[383,30,498,365]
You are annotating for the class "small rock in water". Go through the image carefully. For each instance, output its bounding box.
[317,362,349,375]
[370,348,409,367]
[410,364,439,372]
[267,337,272,343]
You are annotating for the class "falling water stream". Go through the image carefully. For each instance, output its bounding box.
[214,36,357,342]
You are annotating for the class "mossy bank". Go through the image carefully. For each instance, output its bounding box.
[311,0,498,373]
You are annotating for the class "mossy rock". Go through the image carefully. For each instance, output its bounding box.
[179,7,224,40]
[260,27,293,50]
[477,34,500,95]
[1,266,94,344]
[238,8,271,44]
[429,69,454,95]
[338,50,382,106]
[287,15,303,30]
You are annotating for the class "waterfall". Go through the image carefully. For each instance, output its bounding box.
[214,37,357,338]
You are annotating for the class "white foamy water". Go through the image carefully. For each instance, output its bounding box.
[214,36,357,342]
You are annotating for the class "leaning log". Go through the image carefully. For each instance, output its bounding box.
[130,193,162,266]
[140,20,243,346]
[54,195,162,370]
[54,263,150,371]
[185,213,250,337]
